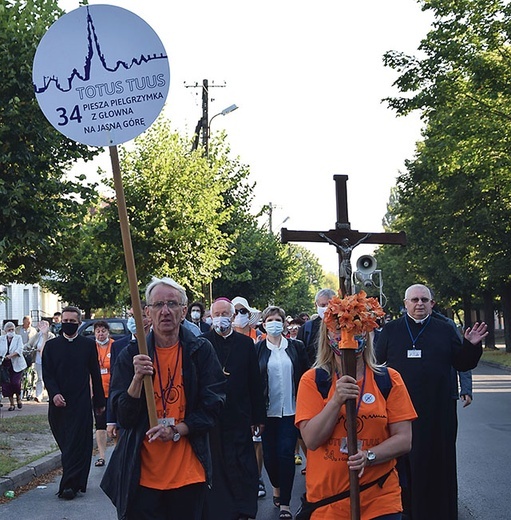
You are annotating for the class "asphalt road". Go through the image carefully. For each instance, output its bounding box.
[457,364,511,520]
[0,363,509,519]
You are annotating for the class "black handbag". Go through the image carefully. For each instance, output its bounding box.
[295,469,392,520]
[0,364,10,384]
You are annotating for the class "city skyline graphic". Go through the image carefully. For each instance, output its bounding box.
[33,6,168,95]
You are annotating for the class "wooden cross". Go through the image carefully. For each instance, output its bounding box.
[281,174,406,296]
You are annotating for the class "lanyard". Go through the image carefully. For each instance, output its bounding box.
[153,342,181,420]
[97,341,110,367]
[405,314,431,348]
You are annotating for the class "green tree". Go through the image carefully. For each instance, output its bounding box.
[0,0,100,283]
[382,0,511,349]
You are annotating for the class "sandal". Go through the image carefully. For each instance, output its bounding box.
[94,458,105,467]
[279,510,293,519]
[273,496,281,508]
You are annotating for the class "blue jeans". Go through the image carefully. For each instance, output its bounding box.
[261,415,298,506]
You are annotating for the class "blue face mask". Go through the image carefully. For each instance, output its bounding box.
[127,316,137,335]
[265,321,284,337]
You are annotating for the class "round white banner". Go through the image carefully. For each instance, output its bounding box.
[33,4,170,147]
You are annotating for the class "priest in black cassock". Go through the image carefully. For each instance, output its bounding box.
[201,297,266,520]
[375,284,487,520]
[42,305,105,500]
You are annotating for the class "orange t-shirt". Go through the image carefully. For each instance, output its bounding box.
[139,343,205,490]
[96,338,114,398]
[295,366,417,520]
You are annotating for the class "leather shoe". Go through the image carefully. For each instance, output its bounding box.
[60,488,76,500]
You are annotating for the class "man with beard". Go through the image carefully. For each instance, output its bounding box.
[42,305,105,500]
[202,297,266,520]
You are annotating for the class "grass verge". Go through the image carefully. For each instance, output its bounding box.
[0,414,56,475]
[481,347,511,368]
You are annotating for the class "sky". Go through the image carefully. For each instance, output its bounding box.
[55,0,433,275]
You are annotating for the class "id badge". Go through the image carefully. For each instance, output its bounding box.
[158,417,175,427]
[100,367,108,375]
[407,349,422,358]
[340,437,362,454]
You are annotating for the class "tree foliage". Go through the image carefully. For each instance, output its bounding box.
[0,0,100,283]
[379,0,511,347]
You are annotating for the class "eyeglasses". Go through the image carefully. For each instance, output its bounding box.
[407,297,431,304]
[147,300,184,310]
[235,308,249,315]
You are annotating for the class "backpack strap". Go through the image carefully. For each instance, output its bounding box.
[374,366,392,400]
[315,366,392,400]
[315,368,331,399]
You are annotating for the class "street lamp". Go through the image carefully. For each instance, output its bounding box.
[208,104,239,142]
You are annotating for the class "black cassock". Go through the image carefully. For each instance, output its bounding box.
[42,334,105,495]
[375,315,482,520]
[201,330,266,520]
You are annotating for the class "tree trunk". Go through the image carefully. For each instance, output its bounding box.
[482,290,496,349]
[500,283,511,353]
[462,293,472,328]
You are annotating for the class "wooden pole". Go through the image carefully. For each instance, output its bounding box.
[341,332,361,520]
[109,145,158,428]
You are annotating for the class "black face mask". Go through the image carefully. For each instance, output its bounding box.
[61,322,79,336]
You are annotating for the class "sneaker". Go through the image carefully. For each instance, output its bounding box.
[294,454,302,465]
[258,479,266,498]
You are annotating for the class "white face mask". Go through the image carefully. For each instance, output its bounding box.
[6,331,14,338]
[97,337,110,345]
[316,306,327,319]
[265,321,284,337]
[233,313,250,328]
[190,310,201,321]
[212,316,232,334]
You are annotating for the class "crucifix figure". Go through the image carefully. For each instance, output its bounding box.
[281,174,406,297]
[319,233,371,296]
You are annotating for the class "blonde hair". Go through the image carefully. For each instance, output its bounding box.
[313,320,383,377]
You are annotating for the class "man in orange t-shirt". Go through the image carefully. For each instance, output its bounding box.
[101,277,225,520]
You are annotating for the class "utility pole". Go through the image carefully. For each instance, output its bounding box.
[186,79,226,156]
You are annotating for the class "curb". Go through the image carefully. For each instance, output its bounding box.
[480,360,511,373]
[0,451,61,496]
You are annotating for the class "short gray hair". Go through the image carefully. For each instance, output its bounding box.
[315,288,336,303]
[404,284,432,300]
[145,276,188,305]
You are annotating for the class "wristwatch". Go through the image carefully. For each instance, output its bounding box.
[170,426,181,442]
[366,450,376,465]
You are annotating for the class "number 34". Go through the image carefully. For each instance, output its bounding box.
[56,105,82,125]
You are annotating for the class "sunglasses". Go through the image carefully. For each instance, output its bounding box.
[235,308,249,315]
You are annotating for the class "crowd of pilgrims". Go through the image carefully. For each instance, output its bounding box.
[0,281,485,520]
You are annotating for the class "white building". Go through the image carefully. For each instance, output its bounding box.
[0,283,61,327]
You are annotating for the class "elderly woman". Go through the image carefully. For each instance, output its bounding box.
[0,322,27,410]
[295,313,417,519]
[255,306,308,520]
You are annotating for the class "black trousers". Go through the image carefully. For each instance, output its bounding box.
[126,482,206,520]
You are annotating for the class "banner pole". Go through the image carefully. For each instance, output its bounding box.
[109,145,158,428]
